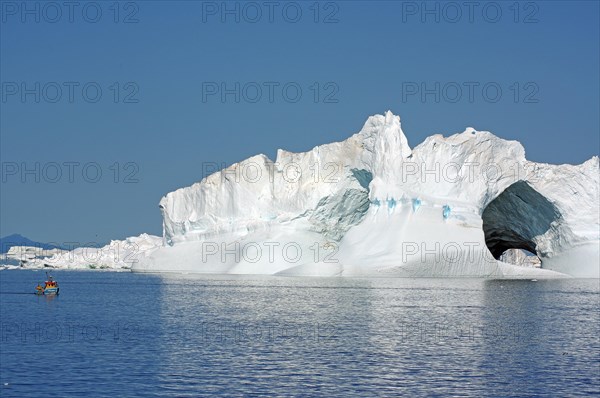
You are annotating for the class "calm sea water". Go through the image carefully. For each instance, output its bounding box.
[0,270,598,397]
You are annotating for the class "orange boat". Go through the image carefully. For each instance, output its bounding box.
[35,273,59,295]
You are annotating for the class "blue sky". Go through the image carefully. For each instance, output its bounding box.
[1,0,599,244]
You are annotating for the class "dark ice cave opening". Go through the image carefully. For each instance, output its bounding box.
[482,181,561,261]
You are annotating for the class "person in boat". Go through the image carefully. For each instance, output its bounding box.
[35,283,44,293]
[45,275,55,288]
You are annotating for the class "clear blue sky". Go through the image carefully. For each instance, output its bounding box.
[1,0,598,245]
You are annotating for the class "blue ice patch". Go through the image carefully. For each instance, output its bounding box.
[412,198,421,212]
[388,198,396,209]
[443,205,451,219]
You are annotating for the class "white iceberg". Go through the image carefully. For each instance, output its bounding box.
[1,234,162,270]
[127,111,598,278]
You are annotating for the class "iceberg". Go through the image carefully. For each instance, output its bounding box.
[1,234,162,270]
[128,111,597,278]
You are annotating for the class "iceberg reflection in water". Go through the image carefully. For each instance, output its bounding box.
[4,271,596,397]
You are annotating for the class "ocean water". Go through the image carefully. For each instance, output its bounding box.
[0,270,598,397]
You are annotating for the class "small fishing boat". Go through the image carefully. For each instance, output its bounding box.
[35,273,59,295]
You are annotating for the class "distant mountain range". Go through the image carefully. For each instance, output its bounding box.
[0,234,66,254]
